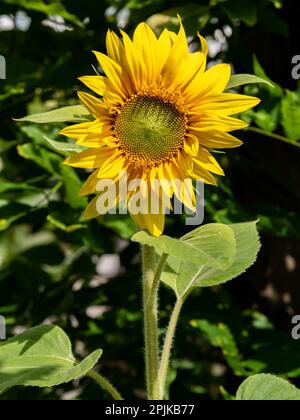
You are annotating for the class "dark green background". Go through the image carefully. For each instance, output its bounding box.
[0,0,300,400]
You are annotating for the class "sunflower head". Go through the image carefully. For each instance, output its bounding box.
[115,93,188,167]
[62,17,260,237]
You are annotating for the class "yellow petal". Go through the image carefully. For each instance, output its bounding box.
[190,113,249,133]
[194,130,243,149]
[83,196,100,220]
[93,51,129,97]
[193,148,224,176]
[130,212,146,230]
[198,33,208,57]
[191,93,261,115]
[76,131,115,147]
[64,147,112,169]
[131,212,165,237]
[120,29,144,91]
[79,76,106,96]
[106,30,123,63]
[133,22,158,85]
[181,178,196,212]
[80,170,100,196]
[97,154,127,179]
[162,16,189,87]
[190,164,217,186]
[78,91,107,118]
[185,63,231,102]
[184,135,199,156]
[176,150,193,177]
[60,121,94,139]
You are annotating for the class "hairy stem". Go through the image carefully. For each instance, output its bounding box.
[142,245,167,400]
[87,370,123,400]
[159,297,185,400]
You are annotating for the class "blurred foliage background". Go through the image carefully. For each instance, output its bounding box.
[0,0,300,400]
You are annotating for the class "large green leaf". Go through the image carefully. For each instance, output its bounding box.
[15,105,90,124]
[227,74,273,90]
[236,374,300,400]
[0,325,102,394]
[281,90,300,140]
[162,222,260,297]
[132,223,236,272]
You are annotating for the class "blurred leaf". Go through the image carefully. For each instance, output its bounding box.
[258,4,289,37]
[281,90,300,140]
[17,143,62,175]
[227,74,273,90]
[15,105,90,124]
[147,5,210,35]
[0,139,17,153]
[0,203,30,231]
[3,0,84,28]
[47,213,86,233]
[191,319,249,376]
[223,0,257,26]
[44,136,85,154]
[253,56,283,97]
[236,374,300,400]
[253,104,280,132]
[0,325,102,395]
[60,165,88,210]
[102,214,137,240]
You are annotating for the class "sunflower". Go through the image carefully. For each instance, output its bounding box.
[62,17,260,237]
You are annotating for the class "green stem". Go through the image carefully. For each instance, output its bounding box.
[142,245,167,400]
[247,126,300,148]
[158,297,185,400]
[87,370,123,400]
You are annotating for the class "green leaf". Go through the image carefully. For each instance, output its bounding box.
[0,325,102,394]
[102,214,138,240]
[281,90,300,140]
[17,144,62,175]
[253,104,280,132]
[43,136,85,154]
[253,56,283,97]
[47,213,86,233]
[227,74,273,90]
[190,320,249,376]
[0,203,30,231]
[147,5,210,36]
[223,0,257,26]
[161,222,260,297]
[132,223,236,272]
[3,0,84,28]
[236,374,300,400]
[60,165,88,210]
[15,105,90,124]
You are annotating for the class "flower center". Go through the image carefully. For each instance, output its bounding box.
[114,95,187,166]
